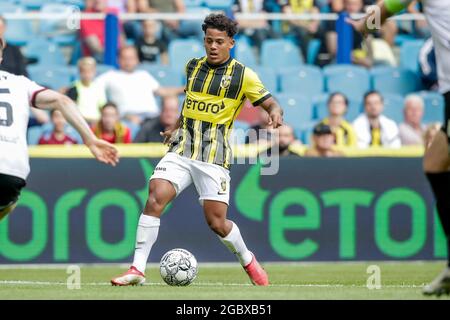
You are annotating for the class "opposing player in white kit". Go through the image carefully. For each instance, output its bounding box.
[0,38,119,221]
[348,0,450,296]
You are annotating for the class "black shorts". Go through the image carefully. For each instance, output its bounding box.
[441,91,450,142]
[0,173,26,208]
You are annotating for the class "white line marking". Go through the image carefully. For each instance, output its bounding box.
[0,280,426,288]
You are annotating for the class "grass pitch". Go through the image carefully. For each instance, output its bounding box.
[0,261,449,300]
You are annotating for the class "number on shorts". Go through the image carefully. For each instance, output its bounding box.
[0,88,13,127]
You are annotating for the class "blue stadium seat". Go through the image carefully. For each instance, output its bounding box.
[27,126,44,145]
[299,121,316,145]
[0,2,24,13]
[95,64,116,76]
[253,67,278,94]
[235,38,258,69]
[400,39,425,73]
[27,65,73,90]
[203,0,233,10]
[275,94,313,130]
[122,120,141,141]
[323,64,365,76]
[23,38,67,65]
[382,93,405,124]
[168,39,203,70]
[279,65,324,97]
[372,68,422,95]
[417,91,445,123]
[261,39,303,68]
[39,3,78,45]
[56,0,86,9]
[314,94,362,122]
[4,18,34,46]
[138,64,183,87]
[184,0,205,7]
[325,65,371,101]
[20,0,53,10]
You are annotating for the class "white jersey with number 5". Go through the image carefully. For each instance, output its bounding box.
[421,0,450,94]
[0,71,45,180]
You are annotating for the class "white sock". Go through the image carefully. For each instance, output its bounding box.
[132,214,160,274]
[219,221,253,266]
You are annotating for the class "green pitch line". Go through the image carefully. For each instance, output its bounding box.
[0,262,449,300]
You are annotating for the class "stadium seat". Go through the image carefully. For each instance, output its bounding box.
[299,121,316,145]
[324,65,371,101]
[235,38,258,69]
[20,0,53,10]
[382,93,405,124]
[417,91,445,123]
[23,38,67,65]
[400,39,425,73]
[372,68,422,95]
[184,0,205,7]
[204,0,233,10]
[168,39,203,70]
[27,126,44,145]
[39,3,78,45]
[261,39,304,68]
[314,94,362,122]
[323,64,365,76]
[253,67,278,94]
[138,64,183,87]
[122,120,141,141]
[4,18,34,46]
[27,65,73,90]
[55,0,86,8]
[279,65,324,97]
[0,3,24,13]
[275,94,313,130]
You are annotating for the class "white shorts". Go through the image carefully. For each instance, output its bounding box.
[150,152,231,205]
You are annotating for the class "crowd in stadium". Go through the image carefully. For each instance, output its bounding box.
[0,0,442,157]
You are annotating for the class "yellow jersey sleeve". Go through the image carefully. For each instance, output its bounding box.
[242,67,272,106]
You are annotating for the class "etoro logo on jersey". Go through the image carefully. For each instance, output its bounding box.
[184,97,225,114]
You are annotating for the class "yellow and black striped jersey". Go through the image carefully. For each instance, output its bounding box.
[319,118,357,147]
[168,56,272,169]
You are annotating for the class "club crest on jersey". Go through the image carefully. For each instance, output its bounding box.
[218,177,227,194]
[220,75,232,89]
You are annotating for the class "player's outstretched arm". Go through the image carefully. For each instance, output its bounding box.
[33,89,119,166]
[259,97,284,129]
[347,0,414,36]
[160,116,182,145]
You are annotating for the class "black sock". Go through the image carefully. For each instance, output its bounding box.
[426,172,450,267]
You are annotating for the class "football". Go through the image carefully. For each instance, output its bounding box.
[160,248,198,286]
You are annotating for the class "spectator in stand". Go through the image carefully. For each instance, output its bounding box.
[80,0,126,62]
[139,0,203,46]
[0,16,28,76]
[419,38,438,91]
[92,102,132,143]
[135,19,169,64]
[233,0,279,51]
[353,91,401,148]
[304,123,344,157]
[399,94,426,146]
[107,0,142,40]
[317,92,357,147]
[38,109,78,145]
[134,95,179,142]
[268,124,302,156]
[245,107,273,144]
[95,46,183,125]
[66,57,107,124]
[278,0,322,59]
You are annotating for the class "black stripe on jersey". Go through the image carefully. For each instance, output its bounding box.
[252,93,272,106]
[225,63,245,100]
[213,124,226,166]
[199,121,212,162]
[192,63,209,93]
[206,67,224,96]
[185,118,195,158]
[186,59,200,90]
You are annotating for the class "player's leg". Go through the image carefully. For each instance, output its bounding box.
[423,92,450,296]
[111,153,192,286]
[202,200,268,286]
[0,173,26,222]
[191,161,269,286]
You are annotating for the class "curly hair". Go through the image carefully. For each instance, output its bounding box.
[202,13,238,38]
